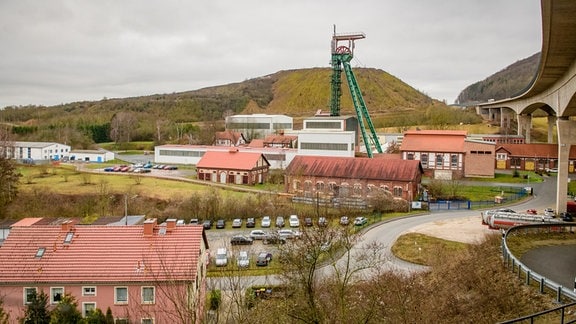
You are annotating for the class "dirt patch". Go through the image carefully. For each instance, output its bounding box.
[405,215,500,244]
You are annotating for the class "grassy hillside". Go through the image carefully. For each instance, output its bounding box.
[1,67,467,148]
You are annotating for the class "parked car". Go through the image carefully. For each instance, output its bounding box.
[263,233,287,245]
[339,216,349,225]
[237,251,250,268]
[216,219,226,229]
[202,220,212,229]
[277,229,301,239]
[249,230,268,240]
[304,217,313,227]
[545,167,558,173]
[526,209,537,215]
[544,208,555,217]
[289,215,300,227]
[190,218,199,225]
[561,212,574,222]
[176,219,185,226]
[215,248,228,267]
[256,251,273,266]
[230,235,253,245]
[246,217,256,228]
[354,216,368,226]
[318,217,328,227]
[104,167,114,172]
[276,216,285,228]
[261,216,271,228]
[232,218,242,228]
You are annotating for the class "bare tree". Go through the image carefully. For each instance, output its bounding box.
[110,111,137,147]
[0,126,21,217]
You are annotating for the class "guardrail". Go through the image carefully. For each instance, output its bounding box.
[502,223,576,304]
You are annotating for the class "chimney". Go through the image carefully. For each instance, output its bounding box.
[166,218,177,232]
[143,218,157,237]
[61,220,74,232]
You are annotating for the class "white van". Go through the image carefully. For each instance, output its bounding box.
[215,248,228,267]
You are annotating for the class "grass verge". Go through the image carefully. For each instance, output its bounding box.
[391,232,468,265]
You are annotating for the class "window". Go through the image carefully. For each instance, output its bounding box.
[421,154,428,167]
[51,287,64,304]
[82,302,96,317]
[315,181,325,192]
[24,287,37,305]
[451,154,458,168]
[304,180,312,192]
[496,153,507,160]
[115,319,129,324]
[141,319,154,324]
[436,155,443,167]
[293,180,300,190]
[82,286,96,297]
[141,286,155,304]
[406,153,414,160]
[115,287,128,304]
[35,247,46,258]
[353,184,362,196]
[393,187,403,197]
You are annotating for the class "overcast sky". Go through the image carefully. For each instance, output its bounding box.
[0,0,542,108]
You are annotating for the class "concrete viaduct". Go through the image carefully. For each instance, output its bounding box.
[477,0,576,213]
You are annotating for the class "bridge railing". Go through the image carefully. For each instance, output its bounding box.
[502,223,576,304]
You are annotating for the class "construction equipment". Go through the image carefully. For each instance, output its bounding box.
[329,26,383,157]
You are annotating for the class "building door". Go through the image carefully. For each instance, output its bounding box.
[496,160,506,169]
[220,172,227,184]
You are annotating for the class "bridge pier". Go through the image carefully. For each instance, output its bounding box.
[547,115,557,143]
[556,118,576,213]
[517,114,532,143]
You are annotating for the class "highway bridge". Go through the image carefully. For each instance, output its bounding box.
[477,0,576,213]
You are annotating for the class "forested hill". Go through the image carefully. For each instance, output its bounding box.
[0,67,447,147]
[456,52,540,105]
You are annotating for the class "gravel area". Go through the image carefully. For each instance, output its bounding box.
[405,215,498,244]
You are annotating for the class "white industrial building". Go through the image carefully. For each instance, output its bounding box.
[155,145,297,169]
[69,149,115,163]
[1,141,71,163]
[155,115,361,168]
[225,114,293,140]
[286,115,358,157]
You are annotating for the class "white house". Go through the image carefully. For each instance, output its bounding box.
[225,114,293,140]
[2,141,71,162]
[69,149,115,163]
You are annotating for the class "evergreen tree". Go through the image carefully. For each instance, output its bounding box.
[22,290,50,324]
[104,307,114,324]
[84,308,106,324]
[49,294,82,324]
[0,298,10,324]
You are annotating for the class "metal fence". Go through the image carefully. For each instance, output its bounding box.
[428,187,529,211]
[499,223,576,323]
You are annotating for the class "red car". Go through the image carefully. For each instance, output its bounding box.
[526,209,537,215]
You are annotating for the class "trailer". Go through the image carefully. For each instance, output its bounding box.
[484,211,562,230]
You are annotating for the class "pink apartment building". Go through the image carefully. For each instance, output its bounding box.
[0,218,209,323]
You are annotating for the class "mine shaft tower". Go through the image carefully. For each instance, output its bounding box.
[329,27,383,157]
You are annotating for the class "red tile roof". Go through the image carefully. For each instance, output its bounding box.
[400,130,467,153]
[0,220,207,283]
[10,217,43,227]
[497,143,576,158]
[215,130,244,144]
[196,150,269,170]
[285,156,422,181]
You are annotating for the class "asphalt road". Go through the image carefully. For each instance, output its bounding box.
[116,154,576,290]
